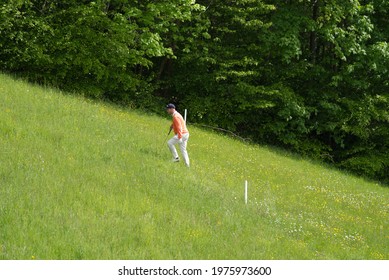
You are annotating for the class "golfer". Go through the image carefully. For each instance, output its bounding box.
[166,104,190,167]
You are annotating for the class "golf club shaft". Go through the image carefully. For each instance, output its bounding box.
[162,126,173,146]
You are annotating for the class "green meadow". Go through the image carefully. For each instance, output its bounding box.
[0,73,388,260]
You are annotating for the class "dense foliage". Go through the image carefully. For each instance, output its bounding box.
[1,0,388,182]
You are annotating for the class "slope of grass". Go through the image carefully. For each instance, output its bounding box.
[0,73,388,260]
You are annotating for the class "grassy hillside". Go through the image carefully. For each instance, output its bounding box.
[0,73,388,260]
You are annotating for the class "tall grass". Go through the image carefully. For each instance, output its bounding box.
[0,74,388,260]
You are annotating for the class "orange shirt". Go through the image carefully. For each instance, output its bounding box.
[172,111,188,139]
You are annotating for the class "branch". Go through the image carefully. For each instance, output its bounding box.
[191,123,251,142]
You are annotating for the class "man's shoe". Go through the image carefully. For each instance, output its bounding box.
[172,157,180,162]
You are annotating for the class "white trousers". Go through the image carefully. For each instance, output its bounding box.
[167,133,190,167]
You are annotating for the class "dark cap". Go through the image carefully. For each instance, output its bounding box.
[166,103,175,109]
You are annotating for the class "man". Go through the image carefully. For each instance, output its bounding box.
[166,103,190,167]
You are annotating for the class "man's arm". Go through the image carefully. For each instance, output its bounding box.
[173,115,183,139]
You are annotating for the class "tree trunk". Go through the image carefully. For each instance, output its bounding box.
[310,0,319,63]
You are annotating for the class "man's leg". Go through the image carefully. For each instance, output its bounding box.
[179,133,190,167]
[167,135,180,161]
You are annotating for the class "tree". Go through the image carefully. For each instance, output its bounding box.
[168,0,277,129]
[262,0,388,181]
[0,0,203,106]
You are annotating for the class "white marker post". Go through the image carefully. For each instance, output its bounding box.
[184,109,187,124]
[245,180,248,205]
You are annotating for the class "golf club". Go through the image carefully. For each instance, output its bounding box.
[162,126,173,146]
